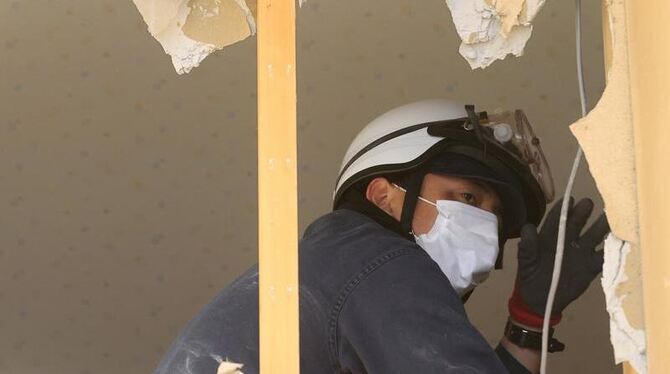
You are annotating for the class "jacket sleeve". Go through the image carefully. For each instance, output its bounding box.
[496,344,533,374]
[333,249,530,374]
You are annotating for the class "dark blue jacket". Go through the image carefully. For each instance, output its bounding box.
[154,209,530,373]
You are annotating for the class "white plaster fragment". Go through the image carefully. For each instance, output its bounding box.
[132,0,215,74]
[601,233,647,373]
[132,0,256,74]
[444,0,546,69]
[216,361,244,374]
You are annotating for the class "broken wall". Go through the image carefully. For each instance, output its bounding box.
[0,0,617,373]
[570,0,670,372]
[570,0,647,372]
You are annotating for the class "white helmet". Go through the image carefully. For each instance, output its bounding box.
[333,99,554,241]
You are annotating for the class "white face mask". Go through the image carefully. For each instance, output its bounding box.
[394,184,500,297]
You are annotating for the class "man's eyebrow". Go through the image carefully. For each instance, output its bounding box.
[469,180,503,214]
[468,180,492,194]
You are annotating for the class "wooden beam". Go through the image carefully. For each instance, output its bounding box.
[601,7,632,373]
[256,1,300,373]
[627,0,670,372]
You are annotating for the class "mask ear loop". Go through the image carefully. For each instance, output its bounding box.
[398,169,426,237]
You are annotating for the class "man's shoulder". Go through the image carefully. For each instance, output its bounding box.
[301,209,418,260]
[302,209,375,238]
[299,209,433,294]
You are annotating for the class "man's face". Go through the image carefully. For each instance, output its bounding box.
[366,173,502,234]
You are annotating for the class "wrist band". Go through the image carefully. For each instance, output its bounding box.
[508,286,562,328]
[504,319,565,353]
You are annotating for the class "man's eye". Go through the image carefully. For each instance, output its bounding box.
[461,192,477,205]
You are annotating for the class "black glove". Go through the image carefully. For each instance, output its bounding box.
[509,197,609,327]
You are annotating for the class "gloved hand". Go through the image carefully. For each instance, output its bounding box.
[508,197,609,328]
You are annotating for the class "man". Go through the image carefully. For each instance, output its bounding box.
[154,99,609,373]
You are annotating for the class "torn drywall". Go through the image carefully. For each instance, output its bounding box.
[444,0,546,69]
[216,360,244,374]
[571,0,647,371]
[132,0,257,74]
[133,0,544,73]
[602,234,646,373]
[133,0,541,73]
[570,0,638,243]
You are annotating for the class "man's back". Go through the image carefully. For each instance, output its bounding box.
[154,209,513,373]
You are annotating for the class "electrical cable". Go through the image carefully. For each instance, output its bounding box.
[539,0,587,372]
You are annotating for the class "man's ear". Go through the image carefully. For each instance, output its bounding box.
[366,177,394,215]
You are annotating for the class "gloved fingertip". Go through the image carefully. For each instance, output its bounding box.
[579,214,611,249]
[592,215,611,240]
[566,197,576,217]
[521,222,537,233]
[569,198,595,229]
[574,198,594,214]
[591,250,605,274]
[580,197,594,209]
[519,224,538,242]
[518,224,539,266]
[597,213,611,231]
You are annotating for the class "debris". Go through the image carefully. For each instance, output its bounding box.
[132,0,257,74]
[601,234,647,373]
[216,360,244,374]
[444,0,547,69]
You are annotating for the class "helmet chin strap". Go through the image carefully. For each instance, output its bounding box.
[495,240,505,269]
[399,169,426,236]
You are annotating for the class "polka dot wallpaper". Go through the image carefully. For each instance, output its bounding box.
[0,0,617,373]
